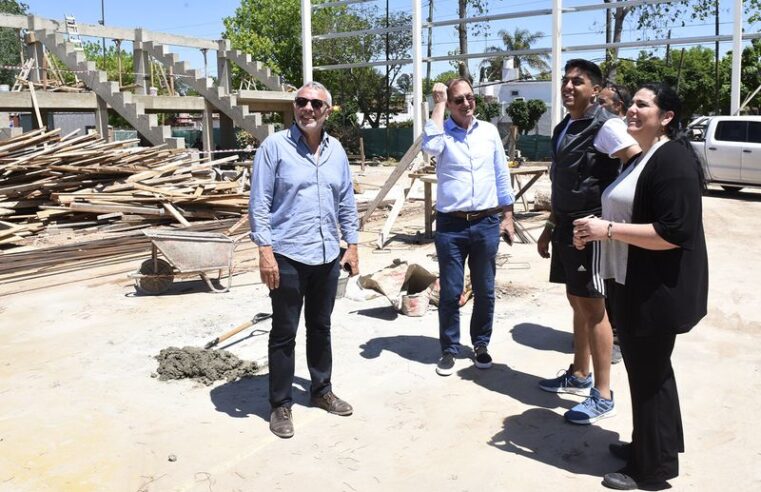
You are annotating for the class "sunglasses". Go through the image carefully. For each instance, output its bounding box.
[294,97,328,110]
[452,94,475,105]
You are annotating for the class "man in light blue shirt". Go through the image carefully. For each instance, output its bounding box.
[249,81,359,439]
[422,78,515,376]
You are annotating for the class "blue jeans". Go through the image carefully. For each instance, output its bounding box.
[435,212,500,355]
[268,254,339,409]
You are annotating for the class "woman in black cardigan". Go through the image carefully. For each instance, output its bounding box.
[572,84,708,490]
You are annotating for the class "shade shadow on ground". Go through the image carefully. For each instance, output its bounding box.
[458,363,575,410]
[488,407,623,478]
[359,334,442,365]
[350,305,399,321]
[210,375,311,422]
[511,322,573,354]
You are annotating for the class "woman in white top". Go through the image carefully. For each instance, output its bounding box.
[572,84,708,491]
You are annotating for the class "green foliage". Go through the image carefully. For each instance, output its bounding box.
[617,47,720,118]
[506,98,545,134]
[475,95,501,122]
[0,0,28,86]
[224,2,411,128]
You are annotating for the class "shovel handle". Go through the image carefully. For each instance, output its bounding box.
[204,312,272,349]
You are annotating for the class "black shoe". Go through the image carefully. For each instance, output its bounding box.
[602,472,638,490]
[269,406,294,439]
[310,391,353,416]
[609,442,632,460]
[436,353,456,376]
[474,345,493,369]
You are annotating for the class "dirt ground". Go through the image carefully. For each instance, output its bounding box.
[1,168,760,492]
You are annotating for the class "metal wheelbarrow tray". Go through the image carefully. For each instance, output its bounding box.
[130,229,238,295]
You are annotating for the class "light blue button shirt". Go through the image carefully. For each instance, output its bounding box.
[422,118,514,213]
[249,124,359,265]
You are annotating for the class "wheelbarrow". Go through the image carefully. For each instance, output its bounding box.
[130,229,243,295]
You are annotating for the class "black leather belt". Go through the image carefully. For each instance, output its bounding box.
[444,207,502,221]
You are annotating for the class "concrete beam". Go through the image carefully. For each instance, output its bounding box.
[0,92,293,113]
[0,14,218,50]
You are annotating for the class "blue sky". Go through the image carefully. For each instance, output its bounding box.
[22,0,755,80]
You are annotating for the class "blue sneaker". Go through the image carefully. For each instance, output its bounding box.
[538,364,593,396]
[564,387,616,425]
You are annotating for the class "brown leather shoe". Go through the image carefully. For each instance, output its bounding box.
[310,391,353,416]
[269,406,294,438]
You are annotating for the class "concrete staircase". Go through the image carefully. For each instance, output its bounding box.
[37,30,176,147]
[222,49,283,91]
[144,42,275,144]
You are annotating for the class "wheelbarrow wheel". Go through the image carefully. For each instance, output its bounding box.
[135,258,174,295]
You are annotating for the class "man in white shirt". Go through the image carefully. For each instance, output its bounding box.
[422,78,515,376]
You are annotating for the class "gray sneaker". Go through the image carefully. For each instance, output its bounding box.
[269,406,294,438]
[538,364,593,396]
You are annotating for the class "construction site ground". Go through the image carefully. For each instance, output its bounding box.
[1,165,760,491]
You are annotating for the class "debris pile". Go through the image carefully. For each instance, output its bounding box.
[0,128,252,280]
[155,346,260,385]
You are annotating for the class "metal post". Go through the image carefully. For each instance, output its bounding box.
[412,0,423,137]
[730,0,743,114]
[100,0,107,71]
[550,0,562,129]
[301,0,313,84]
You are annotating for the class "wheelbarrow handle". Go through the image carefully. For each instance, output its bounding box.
[204,312,272,349]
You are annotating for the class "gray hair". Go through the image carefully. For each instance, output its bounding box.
[297,81,332,106]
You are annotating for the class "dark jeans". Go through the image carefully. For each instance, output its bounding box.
[435,212,500,355]
[268,254,339,409]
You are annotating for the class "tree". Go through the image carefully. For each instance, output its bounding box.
[602,0,761,81]
[396,73,412,94]
[479,28,549,82]
[224,2,411,129]
[506,98,546,158]
[0,0,28,86]
[453,0,490,81]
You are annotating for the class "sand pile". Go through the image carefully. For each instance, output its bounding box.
[155,346,260,385]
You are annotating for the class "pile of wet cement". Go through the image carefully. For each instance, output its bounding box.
[155,346,260,385]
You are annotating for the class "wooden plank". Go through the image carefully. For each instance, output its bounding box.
[360,135,422,227]
[27,81,44,130]
[162,202,191,227]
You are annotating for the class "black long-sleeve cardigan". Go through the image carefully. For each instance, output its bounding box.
[619,140,709,336]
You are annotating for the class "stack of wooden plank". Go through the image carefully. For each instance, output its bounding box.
[0,128,250,251]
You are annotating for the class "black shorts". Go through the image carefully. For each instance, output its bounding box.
[549,222,605,298]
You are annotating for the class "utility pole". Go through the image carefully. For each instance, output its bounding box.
[100,0,107,71]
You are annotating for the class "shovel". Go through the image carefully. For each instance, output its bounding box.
[204,312,272,349]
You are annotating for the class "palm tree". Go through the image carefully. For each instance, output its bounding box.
[479,28,550,81]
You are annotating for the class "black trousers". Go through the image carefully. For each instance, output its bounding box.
[268,254,339,409]
[608,282,684,482]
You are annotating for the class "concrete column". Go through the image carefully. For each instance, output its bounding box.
[202,101,215,158]
[217,40,232,93]
[134,29,151,95]
[95,95,109,140]
[282,110,293,128]
[301,0,313,84]
[219,114,235,150]
[411,0,423,138]
[25,16,46,83]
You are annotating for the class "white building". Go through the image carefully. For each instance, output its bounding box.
[478,58,554,136]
